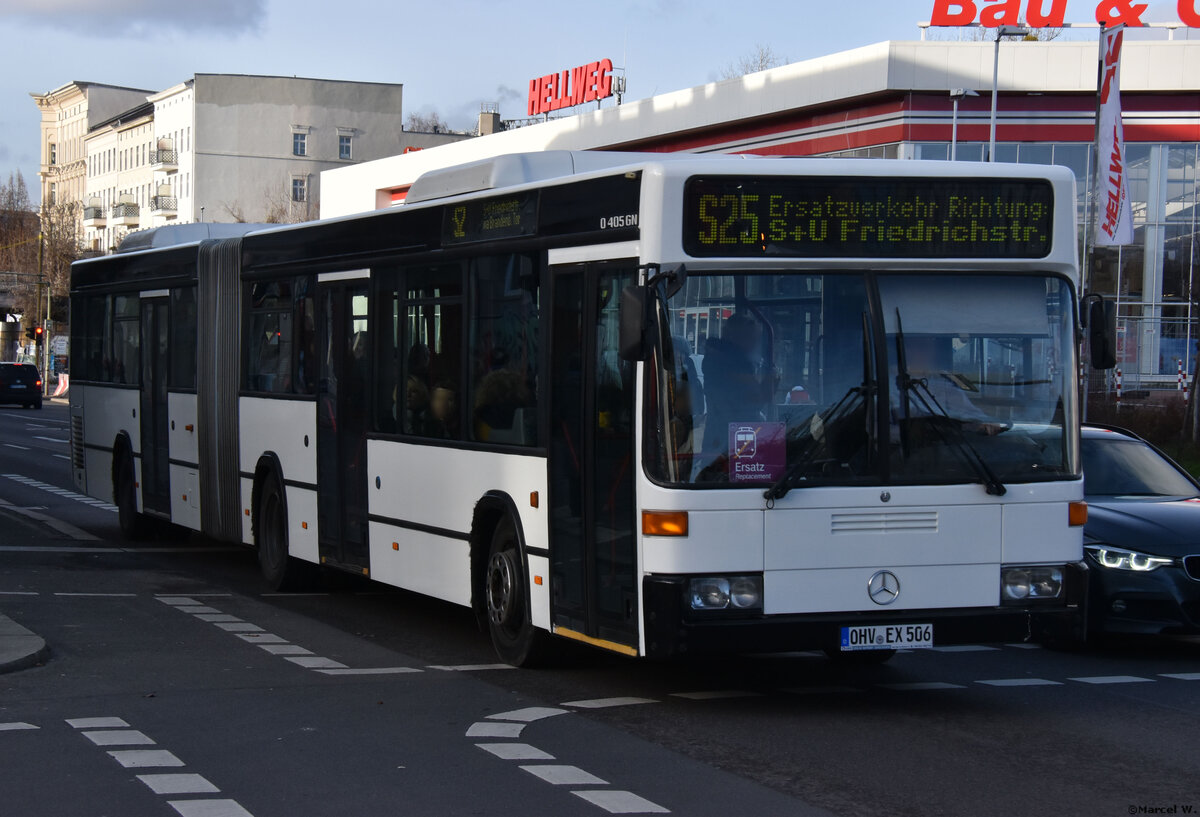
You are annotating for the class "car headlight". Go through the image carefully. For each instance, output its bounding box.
[1001,566,1064,603]
[688,575,763,611]
[1085,545,1174,572]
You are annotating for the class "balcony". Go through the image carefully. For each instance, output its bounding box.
[110,202,140,227]
[150,149,178,173]
[82,205,106,228]
[151,196,177,217]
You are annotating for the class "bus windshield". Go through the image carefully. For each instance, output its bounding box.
[647,272,1077,489]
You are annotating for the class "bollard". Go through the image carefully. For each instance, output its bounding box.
[1115,367,1122,402]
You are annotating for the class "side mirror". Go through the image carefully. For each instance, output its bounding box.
[1088,299,1117,370]
[619,285,649,361]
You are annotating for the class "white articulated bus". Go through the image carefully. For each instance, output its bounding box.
[69,151,1089,664]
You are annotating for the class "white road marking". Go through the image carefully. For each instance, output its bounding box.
[572,790,670,814]
[466,722,526,739]
[0,722,38,731]
[2,474,117,513]
[562,697,656,709]
[67,717,129,729]
[0,497,101,540]
[1069,675,1154,685]
[878,682,966,691]
[284,656,348,669]
[977,678,1063,687]
[109,750,185,768]
[138,773,220,795]
[669,690,763,700]
[235,633,288,644]
[157,597,200,605]
[428,663,514,671]
[53,454,70,460]
[487,707,569,723]
[194,614,244,623]
[1004,642,1042,649]
[214,623,264,633]
[0,591,39,595]
[82,729,155,746]
[476,742,556,761]
[174,606,221,614]
[168,799,256,817]
[3,444,29,451]
[32,436,67,443]
[55,592,136,597]
[520,764,609,786]
[257,644,313,656]
[316,667,422,675]
[1160,672,1200,681]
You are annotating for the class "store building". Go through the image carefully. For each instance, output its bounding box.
[322,38,1200,386]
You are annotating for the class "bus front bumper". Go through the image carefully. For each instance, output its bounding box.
[642,565,1086,659]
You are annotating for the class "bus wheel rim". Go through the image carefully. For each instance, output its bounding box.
[486,551,517,628]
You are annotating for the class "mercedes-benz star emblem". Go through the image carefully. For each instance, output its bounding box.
[867,570,900,605]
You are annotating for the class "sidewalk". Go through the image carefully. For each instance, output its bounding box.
[0,612,48,673]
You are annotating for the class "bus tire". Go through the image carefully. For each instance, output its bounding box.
[485,516,545,667]
[115,448,148,540]
[256,471,312,592]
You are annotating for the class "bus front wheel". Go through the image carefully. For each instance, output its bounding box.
[485,517,545,667]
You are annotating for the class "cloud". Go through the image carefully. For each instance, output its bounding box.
[0,0,267,36]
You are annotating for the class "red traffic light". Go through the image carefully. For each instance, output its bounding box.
[34,326,43,336]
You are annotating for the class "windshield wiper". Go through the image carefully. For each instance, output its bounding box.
[765,313,875,503]
[894,309,1006,497]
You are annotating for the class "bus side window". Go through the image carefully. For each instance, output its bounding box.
[398,263,464,439]
[468,254,539,446]
[112,294,139,385]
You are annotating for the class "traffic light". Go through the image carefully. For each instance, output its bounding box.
[24,327,34,340]
[34,326,43,345]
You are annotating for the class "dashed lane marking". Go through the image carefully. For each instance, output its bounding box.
[428,663,514,672]
[1068,675,1155,685]
[471,698,671,815]
[3,444,29,451]
[68,716,257,817]
[3,474,117,514]
[157,595,421,676]
[32,436,68,444]
[669,690,763,701]
[0,722,38,731]
[1160,672,1200,681]
[977,678,1063,687]
[878,682,967,691]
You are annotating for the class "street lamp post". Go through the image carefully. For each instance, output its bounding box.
[950,88,979,160]
[989,24,1029,162]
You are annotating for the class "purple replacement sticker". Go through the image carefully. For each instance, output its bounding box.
[728,422,785,483]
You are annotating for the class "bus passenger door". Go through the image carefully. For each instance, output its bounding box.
[139,297,170,516]
[548,262,639,652]
[316,282,371,574]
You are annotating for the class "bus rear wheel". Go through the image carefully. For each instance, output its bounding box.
[485,518,545,667]
[115,451,148,540]
[257,472,313,592]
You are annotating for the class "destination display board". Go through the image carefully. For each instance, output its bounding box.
[442,191,538,246]
[683,176,1054,259]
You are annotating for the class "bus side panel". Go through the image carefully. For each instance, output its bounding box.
[238,396,317,559]
[367,440,550,627]
[80,385,141,506]
[167,392,201,532]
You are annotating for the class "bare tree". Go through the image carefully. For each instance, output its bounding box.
[719,44,787,80]
[405,111,451,133]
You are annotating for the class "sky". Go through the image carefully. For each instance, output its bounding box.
[1,0,1195,204]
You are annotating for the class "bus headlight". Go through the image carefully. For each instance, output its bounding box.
[1001,566,1064,603]
[688,575,763,611]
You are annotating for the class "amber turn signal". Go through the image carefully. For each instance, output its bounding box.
[642,510,688,536]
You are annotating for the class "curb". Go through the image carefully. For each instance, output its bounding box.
[0,613,49,674]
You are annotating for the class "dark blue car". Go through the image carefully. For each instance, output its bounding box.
[1081,425,1200,637]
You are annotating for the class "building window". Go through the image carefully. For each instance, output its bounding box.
[49,143,56,165]
[49,183,57,205]
[292,132,307,156]
[292,177,307,202]
[339,135,352,160]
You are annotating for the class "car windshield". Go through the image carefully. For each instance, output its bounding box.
[1081,437,1199,498]
[645,271,1078,489]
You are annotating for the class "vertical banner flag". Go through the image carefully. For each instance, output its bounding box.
[1095,24,1133,246]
